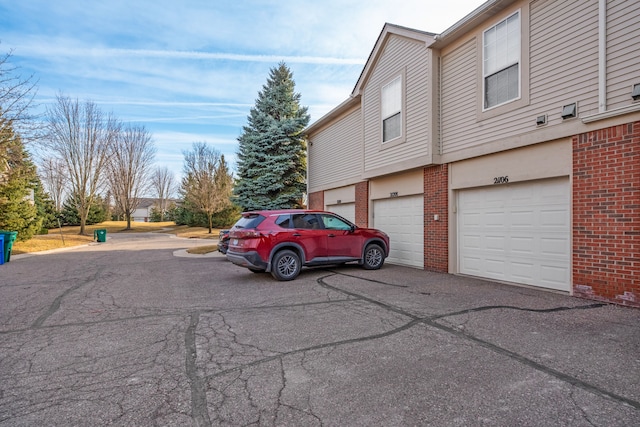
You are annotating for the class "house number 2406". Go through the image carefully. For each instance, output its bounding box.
[493,176,509,184]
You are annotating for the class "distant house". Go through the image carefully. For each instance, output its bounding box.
[130,198,178,222]
[131,198,158,222]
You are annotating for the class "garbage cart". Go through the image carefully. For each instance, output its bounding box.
[94,228,107,243]
[0,230,18,263]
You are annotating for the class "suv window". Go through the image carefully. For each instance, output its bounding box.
[233,213,265,229]
[275,214,292,228]
[320,214,353,230]
[291,213,321,229]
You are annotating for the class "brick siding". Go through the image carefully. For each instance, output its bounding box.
[308,191,324,210]
[355,181,369,228]
[572,121,640,307]
[424,165,448,272]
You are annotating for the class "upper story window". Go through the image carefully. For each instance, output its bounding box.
[381,76,402,142]
[483,11,520,110]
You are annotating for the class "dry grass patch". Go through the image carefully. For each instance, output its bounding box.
[77,221,177,234]
[186,245,219,255]
[12,221,225,255]
[170,226,222,240]
[12,234,94,254]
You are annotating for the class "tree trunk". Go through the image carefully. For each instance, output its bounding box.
[79,205,88,235]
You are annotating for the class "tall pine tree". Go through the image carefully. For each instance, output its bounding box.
[234,62,310,210]
[0,118,41,240]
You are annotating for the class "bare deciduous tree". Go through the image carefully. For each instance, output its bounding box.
[181,142,233,233]
[151,166,176,222]
[106,124,156,229]
[0,48,39,141]
[45,94,117,235]
[39,157,67,212]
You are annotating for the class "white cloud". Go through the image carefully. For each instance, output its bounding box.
[3,0,488,182]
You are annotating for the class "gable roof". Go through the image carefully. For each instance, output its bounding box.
[431,0,518,49]
[351,23,436,97]
[305,1,520,136]
[304,23,435,136]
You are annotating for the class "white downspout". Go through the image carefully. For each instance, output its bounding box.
[598,0,607,113]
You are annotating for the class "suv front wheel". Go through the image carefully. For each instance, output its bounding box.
[363,244,385,270]
[271,249,302,281]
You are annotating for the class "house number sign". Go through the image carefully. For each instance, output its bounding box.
[493,176,509,184]
[390,192,399,197]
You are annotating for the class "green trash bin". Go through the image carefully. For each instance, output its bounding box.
[94,228,107,243]
[0,230,18,262]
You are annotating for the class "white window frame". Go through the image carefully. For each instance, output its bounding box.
[482,10,521,111]
[381,75,402,143]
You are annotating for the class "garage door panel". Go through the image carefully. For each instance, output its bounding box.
[327,203,355,224]
[541,237,569,256]
[511,263,535,282]
[458,178,570,292]
[511,236,534,254]
[541,264,568,283]
[541,209,568,227]
[485,212,506,226]
[461,256,482,273]
[485,259,506,277]
[374,195,423,268]
[485,236,506,251]
[512,210,534,226]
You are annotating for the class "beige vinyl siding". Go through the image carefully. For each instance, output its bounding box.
[440,39,476,154]
[607,0,640,109]
[307,107,362,192]
[529,0,599,116]
[440,0,600,156]
[362,35,431,172]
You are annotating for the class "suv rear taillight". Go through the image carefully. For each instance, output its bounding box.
[233,230,261,239]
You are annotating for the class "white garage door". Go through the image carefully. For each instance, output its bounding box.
[458,178,570,291]
[373,195,424,267]
[326,203,355,224]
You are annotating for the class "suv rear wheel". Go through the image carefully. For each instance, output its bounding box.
[271,249,302,281]
[363,244,384,270]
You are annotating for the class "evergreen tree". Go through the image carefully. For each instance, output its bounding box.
[234,62,310,210]
[33,177,58,231]
[0,118,41,241]
[61,193,108,225]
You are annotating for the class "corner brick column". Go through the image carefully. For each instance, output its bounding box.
[572,121,640,307]
[308,191,324,210]
[424,165,448,272]
[355,181,369,228]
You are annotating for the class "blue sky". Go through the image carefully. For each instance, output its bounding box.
[0,0,486,181]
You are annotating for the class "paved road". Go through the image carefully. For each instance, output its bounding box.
[1,233,638,426]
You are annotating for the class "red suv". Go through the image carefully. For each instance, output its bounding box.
[226,209,390,281]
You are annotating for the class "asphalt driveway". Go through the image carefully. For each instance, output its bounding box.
[1,232,638,426]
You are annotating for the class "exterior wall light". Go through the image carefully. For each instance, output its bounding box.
[632,83,640,101]
[561,103,577,120]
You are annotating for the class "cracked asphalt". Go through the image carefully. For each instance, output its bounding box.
[0,232,638,426]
